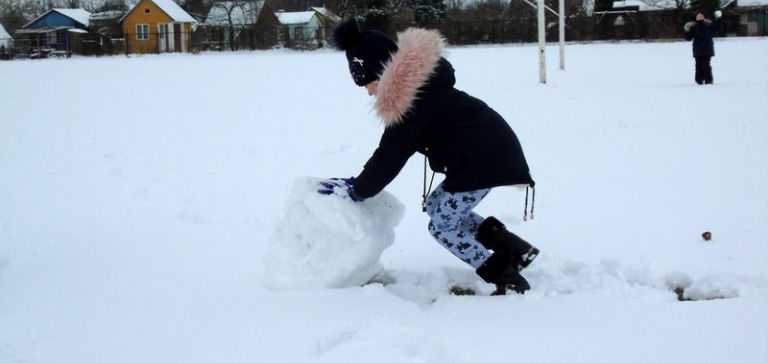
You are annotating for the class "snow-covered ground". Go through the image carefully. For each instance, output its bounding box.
[1,37,766,363]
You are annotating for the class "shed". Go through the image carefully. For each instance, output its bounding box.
[15,8,91,57]
[308,7,341,24]
[0,23,13,59]
[89,10,128,55]
[732,0,768,35]
[0,22,12,48]
[275,10,323,49]
[203,0,279,50]
[91,10,126,36]
[120,0,197,54]
[307,7,341,40]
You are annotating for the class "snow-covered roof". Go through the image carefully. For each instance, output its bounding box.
[16,26,72,34]
[122,0,196,23]
[609,0,678,10]
[275,11,316,25]
[151,0,197,22]
[24,8,92,28]
[0,23,11,40]
[205,1,265,26]
[55,8,92,26]
[609,0,766,11]
[737,0,768,7]
[309,7,341,22]
[90,10,126,21]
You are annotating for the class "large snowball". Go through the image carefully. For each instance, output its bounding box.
[264,177,405,289]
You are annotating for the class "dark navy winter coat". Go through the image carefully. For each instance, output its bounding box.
[352,28,534,199]
[685,19,720,58]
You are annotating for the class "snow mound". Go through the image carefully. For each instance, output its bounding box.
[264,177,405,289]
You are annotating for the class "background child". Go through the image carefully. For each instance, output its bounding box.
[684,10,723,85]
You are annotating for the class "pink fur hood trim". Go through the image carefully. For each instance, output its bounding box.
[374,28,446,127]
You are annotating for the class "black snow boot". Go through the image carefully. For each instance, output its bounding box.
[476,252,531,295]
[475,216,539,271]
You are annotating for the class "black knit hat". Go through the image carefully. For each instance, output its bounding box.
[332,18,399,87]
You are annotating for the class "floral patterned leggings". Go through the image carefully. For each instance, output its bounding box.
[425,183,491,268]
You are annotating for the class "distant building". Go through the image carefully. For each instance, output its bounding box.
[0,22,13,59]
[89,10,128,55]
[0,22,12,48]
[0,22,12,46]
[592,0,768,38]
[120,0,197,54]
[202,0,279,50]
[275,7,340,49]
[729,0,768,35]
[90,10,126,36]
[307,6,341,43]
[15,8,91,57]
[308,7,342,24]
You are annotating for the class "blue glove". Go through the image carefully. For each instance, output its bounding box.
[317,177,364,201]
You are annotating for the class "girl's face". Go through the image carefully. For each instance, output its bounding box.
[696,13,705,21]
[365,81,379,96]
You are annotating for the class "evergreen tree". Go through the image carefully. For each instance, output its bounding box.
[412,0,446,24]
[337,0,394,31]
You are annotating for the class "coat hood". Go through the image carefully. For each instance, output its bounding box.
[374,28,447,127]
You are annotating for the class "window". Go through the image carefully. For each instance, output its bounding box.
[136,24,149,40]
[144,8,151,14]
[294,27,304,40]
[46,31,57,45]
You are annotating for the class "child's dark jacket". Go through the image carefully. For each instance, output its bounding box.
[685,19,720,58]
[353,29,534,199]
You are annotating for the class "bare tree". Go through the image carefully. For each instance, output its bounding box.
[0,0,41,31]
[208,0,257,50]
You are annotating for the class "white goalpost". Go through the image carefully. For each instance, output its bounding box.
[524,0,566,83]
[538,0,547,84]
[559,0,565,71]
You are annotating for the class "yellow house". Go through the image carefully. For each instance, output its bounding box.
[120,0,197,54]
